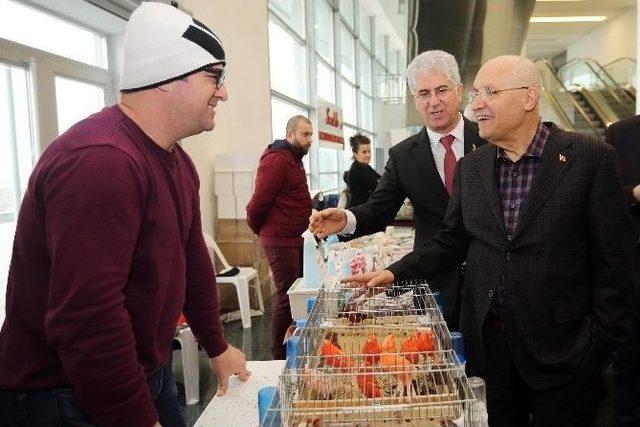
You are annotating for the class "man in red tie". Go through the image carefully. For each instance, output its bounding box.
[309,50,486,329]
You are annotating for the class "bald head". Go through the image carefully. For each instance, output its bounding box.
[480,55,541,91]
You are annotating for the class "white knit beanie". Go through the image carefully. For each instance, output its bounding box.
[120,2,226,92]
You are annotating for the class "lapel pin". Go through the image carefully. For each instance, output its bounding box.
[559,154,566,162]
[472,144,477,151]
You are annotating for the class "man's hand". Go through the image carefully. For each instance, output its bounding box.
[210,344,251,396]
[633,184,640,203]
[309,208,348,238]
[341,270,395,288]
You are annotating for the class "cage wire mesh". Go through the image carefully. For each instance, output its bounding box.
[261,280,484,426]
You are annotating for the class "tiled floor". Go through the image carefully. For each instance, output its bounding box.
[173,300,619,427]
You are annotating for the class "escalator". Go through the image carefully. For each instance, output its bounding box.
[538,58,637,140]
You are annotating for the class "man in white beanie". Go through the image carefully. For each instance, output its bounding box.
[0,3,249,427]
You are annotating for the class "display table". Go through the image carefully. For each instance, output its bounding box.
[194,360,285,427]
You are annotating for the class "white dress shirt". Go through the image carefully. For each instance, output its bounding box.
[341,114,466,235]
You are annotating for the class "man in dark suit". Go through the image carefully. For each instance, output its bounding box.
[315,55,635,427]
[606,117,640,427]
[309,50,486,328]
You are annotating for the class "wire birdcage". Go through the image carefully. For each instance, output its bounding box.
[261,280,485,426]
[261,351,478,426]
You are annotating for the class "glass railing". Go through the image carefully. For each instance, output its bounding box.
[602,57,636,95]
[557,58,635,120]
[536,60,601,138]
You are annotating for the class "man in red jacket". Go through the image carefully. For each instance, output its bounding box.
[0,4,249,427]
[246,115,313,359]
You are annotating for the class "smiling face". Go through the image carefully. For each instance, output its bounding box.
[173,64,228,136]
[471,58,539,145]
[412,70,463,134]
[354,142,372,164]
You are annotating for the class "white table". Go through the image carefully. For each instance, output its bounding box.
[194,360,285,427]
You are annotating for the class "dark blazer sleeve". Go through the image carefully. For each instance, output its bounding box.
[605,123,640,216]
[348,149,406,237]
[387,157,470,281]
[586,145,635,357]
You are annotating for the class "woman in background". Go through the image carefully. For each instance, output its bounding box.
[346,134,380,208]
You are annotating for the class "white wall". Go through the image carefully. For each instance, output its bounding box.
[567,7,637,65]
[179,0,272,234]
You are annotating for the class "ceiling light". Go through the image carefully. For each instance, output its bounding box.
[536,0,586,2]
[530,16,607,23]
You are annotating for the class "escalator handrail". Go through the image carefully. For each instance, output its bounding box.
[537,60,602,138]
[558,58,635,115]
[602,57,637,69]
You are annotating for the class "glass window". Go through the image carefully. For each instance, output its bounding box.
[376,35,386,67]
[316,59,335,103]
[388,49,398,74]
[342,124,358,171]
[318,173,338,192]
[339,0,354,29]
[0,63,36,320]
[270,96,308,142]
[318,147,338,192]
[359,92,373,131]
[359,48,372,94]
[314,0,334,65]
[269,0,305,38]
[55,76,105,136]
[269,19,308,103]
[340,79,356,125]
[0,0,108,68]
[338,23,355,83]
[359,11,371,49]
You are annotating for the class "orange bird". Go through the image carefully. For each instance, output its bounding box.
[362,335,381,365]
[380,333,397,354]
[414,328,436,354]
[320,339,353,369]
[401,336,420,364]
[356,361,382,398]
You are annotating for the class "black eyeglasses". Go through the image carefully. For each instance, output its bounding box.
[202,66,226,89]
[467,86,530,103]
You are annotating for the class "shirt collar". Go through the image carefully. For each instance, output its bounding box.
[497,121,549,160]
[426,113,465,144]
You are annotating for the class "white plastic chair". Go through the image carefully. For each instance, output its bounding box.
[203,233,265,329]
[173,326,200,405]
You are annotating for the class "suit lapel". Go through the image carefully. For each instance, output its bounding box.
[463,118,480,154]
[477,146,508,236]
[413,128,449,203]
[512,126,574,240]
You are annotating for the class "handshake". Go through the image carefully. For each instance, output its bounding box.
[308,208,395,288]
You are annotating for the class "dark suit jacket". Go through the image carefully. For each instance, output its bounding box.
[606,116,640,240]
[349,118,486,321]
[389,123,635,389]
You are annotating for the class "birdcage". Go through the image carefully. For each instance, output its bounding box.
[260,350,479,426]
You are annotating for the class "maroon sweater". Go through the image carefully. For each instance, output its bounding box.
[246,139,312,247]
[0,106,227,426]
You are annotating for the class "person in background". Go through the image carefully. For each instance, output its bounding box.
[246,115,313,359]
[307,50,486,329]
[606,116,640,427]
[345,134,381,208]
[0,4,250,427]
[315,55,635,427]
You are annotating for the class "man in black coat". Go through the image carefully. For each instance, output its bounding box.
[309,50,486,328]
[606,117,640,427]
[315,56,635,427]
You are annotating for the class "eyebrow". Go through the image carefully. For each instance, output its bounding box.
[418,85,449,92]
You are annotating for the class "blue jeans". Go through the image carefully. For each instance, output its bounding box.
[0,365,186,427]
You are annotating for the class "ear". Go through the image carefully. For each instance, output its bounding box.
[456,83,464,97]
[523,87,538,112]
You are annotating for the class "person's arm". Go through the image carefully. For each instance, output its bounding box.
[182,180,250,395]
[349,150,408,237]
[586,145,635,360]
[605,124,640,210]
[246,154,288,234]
[387,157,470,282]
[44,147,158,427]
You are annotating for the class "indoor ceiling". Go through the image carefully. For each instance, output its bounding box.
[525,0,636,60]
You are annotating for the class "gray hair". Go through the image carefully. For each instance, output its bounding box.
[406,50,461,93]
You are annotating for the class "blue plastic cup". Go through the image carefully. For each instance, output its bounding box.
[286,335,300,369]
[451,331,465,364]
[306,297,316,314]
[258,386,278,425]
[295,318,307,330]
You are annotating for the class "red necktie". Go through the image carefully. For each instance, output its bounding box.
[440,134,456,195]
